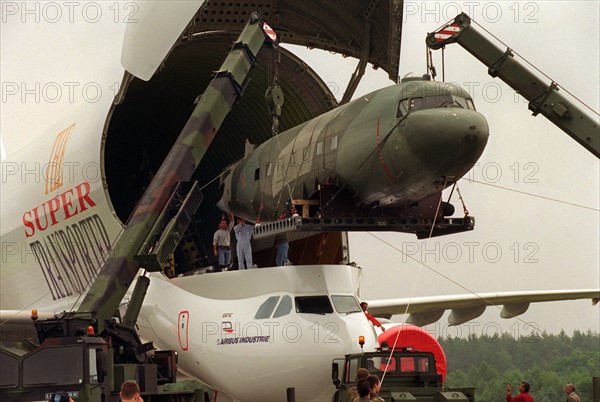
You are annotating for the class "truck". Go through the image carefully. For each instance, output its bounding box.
[331,325,475,402]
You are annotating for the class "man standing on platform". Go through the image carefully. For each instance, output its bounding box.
[234,217,254,269]
[213,213,234,272]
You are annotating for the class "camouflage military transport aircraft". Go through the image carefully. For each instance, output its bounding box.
[219,76,488,228]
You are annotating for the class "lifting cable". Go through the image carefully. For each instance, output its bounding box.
[462,177,598,212]
[427,46,446,82]
[379,178,465,383]
[379,235,427,384]
[319,113,408,216]
[456,184,469,216]
[369,229,598,374]
[442,46,445,82]
[427,177,449,239]
[256,50,276,223]
[265,49,297,219]
[426,47,437,81]
[382,176,454,382]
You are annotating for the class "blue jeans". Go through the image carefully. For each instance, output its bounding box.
[276,242,289,266]
[218,247,231,266]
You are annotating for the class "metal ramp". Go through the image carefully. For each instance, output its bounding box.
[134,181,204,271]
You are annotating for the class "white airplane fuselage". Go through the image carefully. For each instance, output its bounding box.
[1,120,123,309]
[137,265,378,401]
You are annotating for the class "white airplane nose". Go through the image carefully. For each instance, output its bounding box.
[341,312,380,352]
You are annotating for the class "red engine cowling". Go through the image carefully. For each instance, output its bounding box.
[378,323,447,383]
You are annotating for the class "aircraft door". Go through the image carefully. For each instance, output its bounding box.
[295,115,326,182]
[323,134,338,178]
[178,311,190,351]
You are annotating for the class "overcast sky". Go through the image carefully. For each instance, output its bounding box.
[1,1,598,337]
[287,1,600,337]
[307,1,599,337]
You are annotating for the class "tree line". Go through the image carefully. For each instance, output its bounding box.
[438,330,599,402]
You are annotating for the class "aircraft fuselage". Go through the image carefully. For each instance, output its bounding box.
[136,264,379,402]
[220,77,489,222]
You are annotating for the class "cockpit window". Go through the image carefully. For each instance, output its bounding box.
[273,295,293,318]
[295,296,333,314]
[400,95,476,115]
[447,97,471,109]
[254,296,280,319]
[412,95,457,110]
[397,99,410,117]
[331,295,362,314]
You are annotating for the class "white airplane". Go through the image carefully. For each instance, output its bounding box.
[1,2,598,402]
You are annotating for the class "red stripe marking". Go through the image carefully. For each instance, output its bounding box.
[435,24,460,42]
[376,118,397,184]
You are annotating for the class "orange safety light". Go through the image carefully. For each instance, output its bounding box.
[31,309,38,321]
[86,326,95,335]
[358,335,365,347]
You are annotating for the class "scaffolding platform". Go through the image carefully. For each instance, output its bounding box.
[252,215,475,241]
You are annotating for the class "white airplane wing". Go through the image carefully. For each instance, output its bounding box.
[4,289,598,328]
[0,295,83,325]
[366,289,600,326]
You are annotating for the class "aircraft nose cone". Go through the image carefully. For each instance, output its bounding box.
[404,108,489,179]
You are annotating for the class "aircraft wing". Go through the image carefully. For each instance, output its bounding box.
[0,295,83,326]
[5,290,598,327]
[0,310,57,324]
[366,289,600,326]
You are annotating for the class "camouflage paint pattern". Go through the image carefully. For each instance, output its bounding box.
[219,77,489,222]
